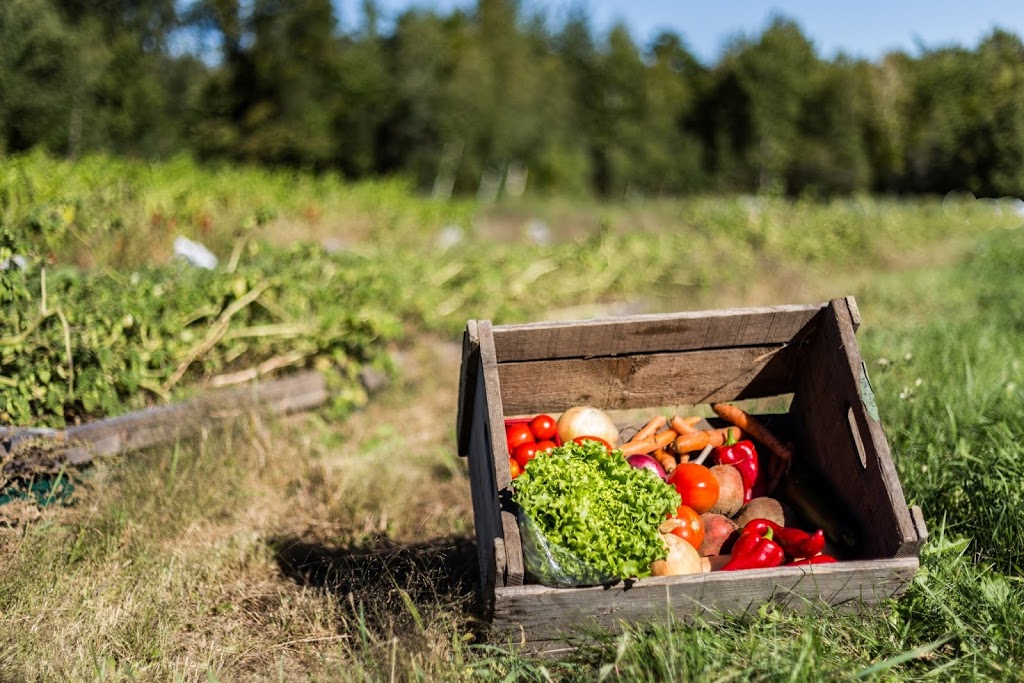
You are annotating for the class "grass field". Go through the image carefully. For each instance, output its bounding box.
[1,154,1023,681]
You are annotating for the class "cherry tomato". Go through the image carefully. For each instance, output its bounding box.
[513,441,540,468]
[528,414,558,441]
[509,457,522,479]
[572,435,612,453]
[669,463,720,515]
[666,505,705,551]
[506,423,535,453]
[534,439,557,453]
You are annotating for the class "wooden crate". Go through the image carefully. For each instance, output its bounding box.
[456,297,928,652]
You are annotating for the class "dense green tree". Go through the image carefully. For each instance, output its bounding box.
[642,31,707,193]
[714,17,819,194]
[0,0,77,153]
[788,57,872,195]
[4,3,1024,198]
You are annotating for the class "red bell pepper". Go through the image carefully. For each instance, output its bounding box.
[721,525,785,571]
[713,435,759,502]
[786,554,838,566]
[741,518,826,560]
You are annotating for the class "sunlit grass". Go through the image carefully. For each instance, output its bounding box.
[2,153,1024,679]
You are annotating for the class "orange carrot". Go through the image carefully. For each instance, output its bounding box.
[669,415,701,435]
[672,426,741,454]
[620,428,678,457]
[652,448,677,474]
[710,403,793,462]
[653,429,677,451]
[628,415,667,444]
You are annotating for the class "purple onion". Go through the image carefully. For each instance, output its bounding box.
[626,454,668,481]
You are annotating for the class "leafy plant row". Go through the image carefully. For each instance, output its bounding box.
[1,242,403,427]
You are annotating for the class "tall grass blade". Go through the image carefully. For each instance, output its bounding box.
[853,635,953,679]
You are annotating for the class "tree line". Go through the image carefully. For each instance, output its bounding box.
[3,0,1024,198]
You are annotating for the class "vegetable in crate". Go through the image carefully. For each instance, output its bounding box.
[556,406,620,448]
[712,435,760,502]
[512,440,681,583]
[741,518,826,560]
[721,523,785,571]
[668,462,720,515]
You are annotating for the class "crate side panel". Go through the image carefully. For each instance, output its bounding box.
[492,304,824,362]
[467,366,501,610]
[498,345,801,415]
[477,321,526,586]
[456,321,481,458]
[491,558,918,645]
[790,299,917,559]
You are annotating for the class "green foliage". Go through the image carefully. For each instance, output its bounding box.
[0,243,403,426]
[1,153,1016,430]
[7,2,1024,196]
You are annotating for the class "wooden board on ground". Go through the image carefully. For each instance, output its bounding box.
[1,370,328,473]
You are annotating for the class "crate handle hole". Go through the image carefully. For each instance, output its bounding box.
[846,405,869,470]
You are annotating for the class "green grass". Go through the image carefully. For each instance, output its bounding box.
[1,152,1024,680]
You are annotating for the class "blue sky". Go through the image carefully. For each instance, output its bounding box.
[335,0,1024,64]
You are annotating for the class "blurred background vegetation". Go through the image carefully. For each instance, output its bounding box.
[3,0,1024,200]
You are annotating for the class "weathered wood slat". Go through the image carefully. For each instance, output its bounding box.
[497,345,801,415]
[65,370,328,457]
[490,558,919,647]
[456,321,481,458]
[467,366,501,617]
[491,304,823,362]
[2,371,327,471]
[476,320,525,587]
[789,298,919,559]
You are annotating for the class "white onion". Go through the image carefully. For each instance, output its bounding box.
[556,406,621,448]
[650,533,703,576]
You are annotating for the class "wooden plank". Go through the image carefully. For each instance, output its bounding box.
[66,370,328,457]
[490,558,919,646]
[497,345,801,415]
[456,320,481,458]
[466,366,501,618]
[476,320,525,587]
[789,299,918,559]
[491,304,824,362]
[2,371,328,471]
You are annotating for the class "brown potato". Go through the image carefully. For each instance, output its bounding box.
[732,496,786,528]
[699,513,740,556]
[708,464,744,517]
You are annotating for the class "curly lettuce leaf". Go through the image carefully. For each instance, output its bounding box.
[512,440,681,580]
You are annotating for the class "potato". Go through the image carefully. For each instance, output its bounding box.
[708,464,744,517]
[732,496,786,528]
[699,513,740,556]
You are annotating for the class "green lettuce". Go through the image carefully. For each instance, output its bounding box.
[512,440,681,581]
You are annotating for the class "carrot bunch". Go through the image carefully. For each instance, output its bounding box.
[618,403,793,489]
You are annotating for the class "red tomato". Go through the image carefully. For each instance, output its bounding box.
[528,414,558,441]
[669,463,720,515]
[534,439,557,453]
[506,423,535,453]
[509,457,522,479]
[666,505,705,551]
[572,435,612,453]
[513,442,540,468]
